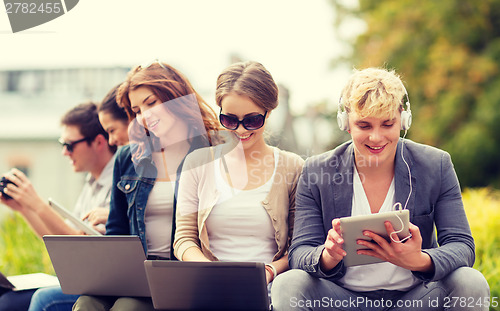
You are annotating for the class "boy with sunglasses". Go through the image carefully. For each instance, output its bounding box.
[0,102,116,311]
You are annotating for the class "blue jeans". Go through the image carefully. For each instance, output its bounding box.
[271,267,490,311]
[0,289,36,311]
[28,286,79,311]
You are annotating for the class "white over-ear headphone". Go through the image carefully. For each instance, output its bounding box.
[336,97,349,131]
[337,90,412,131]
[400,93,412,131]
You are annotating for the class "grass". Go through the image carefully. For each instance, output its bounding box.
[0,188,499,308]
[463,188,500,310]
[0,212,54,276]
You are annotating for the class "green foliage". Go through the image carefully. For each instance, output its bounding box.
[331,0,500,188]
[463,188,500,308]
[0,212,54,276]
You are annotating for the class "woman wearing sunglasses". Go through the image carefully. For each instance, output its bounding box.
[73,61,220,311]
[173,61,304,292]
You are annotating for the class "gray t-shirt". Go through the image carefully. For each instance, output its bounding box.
[72,155,116,230]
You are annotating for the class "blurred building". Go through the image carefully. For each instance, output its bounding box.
[0,66,129,210]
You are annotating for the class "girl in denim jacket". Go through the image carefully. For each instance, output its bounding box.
[73,61,220,311]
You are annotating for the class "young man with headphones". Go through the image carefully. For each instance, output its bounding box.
[271,68,489,310]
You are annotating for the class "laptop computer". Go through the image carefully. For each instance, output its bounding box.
[43,235,150,297]
[144,260,270,311]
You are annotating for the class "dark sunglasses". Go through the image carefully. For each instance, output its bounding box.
[219,110,268,131]
[58,137,92,152]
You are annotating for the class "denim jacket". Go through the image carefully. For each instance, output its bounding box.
[105,133,214,258]
[105,144,166,256]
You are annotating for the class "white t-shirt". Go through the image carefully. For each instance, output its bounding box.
[144,181,175,258]
[338,166,419,292]
[205,148,279,263]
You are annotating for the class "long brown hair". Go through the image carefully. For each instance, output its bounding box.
[118,62,219,134]
[117,62,220,161]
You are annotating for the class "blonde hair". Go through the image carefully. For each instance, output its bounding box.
[340,68,407,119]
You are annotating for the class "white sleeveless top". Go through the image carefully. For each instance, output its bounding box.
[205,148,279,263]
[144,181,175,258]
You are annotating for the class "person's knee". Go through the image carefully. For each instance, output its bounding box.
[73,295,108,311]
[272,269,315,310]
[29,288,45,310]
[444,267,490,297]
[110,297,154,311]
[30,286,56,306]
[273,269,312,296]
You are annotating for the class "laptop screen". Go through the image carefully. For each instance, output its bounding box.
[43,235,150,297]
[144,260,270,311]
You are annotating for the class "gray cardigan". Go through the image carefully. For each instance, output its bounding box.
[288,138,475,283]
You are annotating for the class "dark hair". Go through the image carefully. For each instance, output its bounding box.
[61,102,117,153]
[216,61,279,111]
[98,84,131,123]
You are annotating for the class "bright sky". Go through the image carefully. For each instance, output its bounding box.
[0,0,362,113]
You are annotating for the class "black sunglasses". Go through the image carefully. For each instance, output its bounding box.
[58,137,92,152]
[219,110,268,131]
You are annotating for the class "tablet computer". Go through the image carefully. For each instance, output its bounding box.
[48,198,102,235]
[339,209,410,267]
